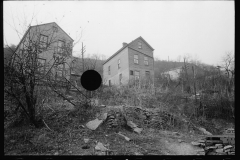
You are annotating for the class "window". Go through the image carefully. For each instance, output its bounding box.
[145,71,150,80]
[134,71,140,80]
[108,66,111,75]
[57,40,65,54]
[39,34,48,49]
[118,59,121,69]
[119,74,122,85]
[138,42,142,49]
[144,57,149,65]
[130,70,134,75]
[55,63,65,79]
[134,54,139,64]
[37,58,46,74]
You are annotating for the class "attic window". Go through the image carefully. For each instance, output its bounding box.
[118,59,121,69]
[108,66,111,75]
[52,26,58,32]
[138,42,142,49]
[57,40,65,54]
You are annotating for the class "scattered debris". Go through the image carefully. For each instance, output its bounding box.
[223,145,233,150]
[117,132,131,141]
[198,127,212,135]
[133,127,143,134]
[95,142,108,152]
[84,138,89,144]
[86,118,103,130]
[191,141,201,146]
[173,132,180,136]
[134,152,143,155]
[98,112,108,120]
[215,144,223,148]
[127,121,143,134]
[54,151,59,155]
[178,139,184,143]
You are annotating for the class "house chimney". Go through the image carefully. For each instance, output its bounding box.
[123,42,128,47]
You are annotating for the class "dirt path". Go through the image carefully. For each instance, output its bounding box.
[165,141,201,155]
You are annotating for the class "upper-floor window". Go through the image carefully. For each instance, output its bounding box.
[135,71,140,80]
[144,57,149,65]
[138,42,142,49]
[37,58,46,74]
[118,59,121,69]
[134,54,139,64]
[57,40,65,54]
[108,66,111,75]
[39,34,48,49]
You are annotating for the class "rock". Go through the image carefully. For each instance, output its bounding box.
[86,118,103,130]
[191,141,201,146]
[54,151,59,155]
[95,142,108,152]
[10,140,16,143]
[178,139,184,143]
[84,138,89,143]
[98,112,108,120]
[224,145,233,150]
[228,152,235,155]
[215,144,223,148]
[198,139,205,143]
[215,148,224,153]
[127,121,138,128]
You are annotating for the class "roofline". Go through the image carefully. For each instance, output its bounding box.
[103,36,154,65]
[138,36,154,51]
[31,22,74,41]
[103,45,129,65]
[10,26,32,66]
[128,47,154,58]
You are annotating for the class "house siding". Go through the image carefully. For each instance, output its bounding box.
[15,23,73,80]
[103,47,129,85]
[128,47,154,82]
[128,38,153,58]
[103,37,154,86]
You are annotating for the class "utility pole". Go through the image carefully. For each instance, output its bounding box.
[81,42,86,72]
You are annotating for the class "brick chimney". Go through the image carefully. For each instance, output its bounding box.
[123,42,128,47]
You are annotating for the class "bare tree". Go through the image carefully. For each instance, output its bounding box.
[4,22,74,128]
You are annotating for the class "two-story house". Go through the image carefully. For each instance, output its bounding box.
[103,36,154,86]
[12,22,74,81]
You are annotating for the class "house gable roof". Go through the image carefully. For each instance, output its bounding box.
[103,36,154,65]
[31,22,74,41]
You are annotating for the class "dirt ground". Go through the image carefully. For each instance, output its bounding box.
[3,101,215,155]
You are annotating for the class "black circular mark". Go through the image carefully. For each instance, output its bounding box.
[81,70,102,91]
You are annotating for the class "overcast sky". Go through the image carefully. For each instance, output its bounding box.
[4,1,234,66]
